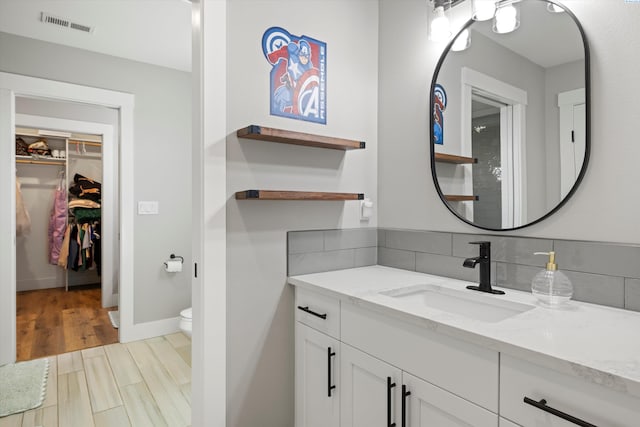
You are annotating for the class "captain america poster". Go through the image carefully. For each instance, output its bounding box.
[262,27,326,124]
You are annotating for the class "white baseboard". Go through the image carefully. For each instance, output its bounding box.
[16,277,63,292]
[119,316,180,343]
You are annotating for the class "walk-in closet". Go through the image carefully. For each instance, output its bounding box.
[15,125,117,361]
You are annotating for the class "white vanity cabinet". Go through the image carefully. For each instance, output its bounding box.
[403,371,497,427]
[295,286,500,427]
[295,289,341,427]
[292,266,640,427]
[340,343,401,427]
[340,341,497,427]
[499,417,521,427]
[340,301,499,412]
[500,354,640,427]
[295,323,340,427]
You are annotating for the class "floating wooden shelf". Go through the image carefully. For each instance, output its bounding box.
[444,195,478,202]
[237,125,365,150]
[434,153,477,164]
[236,190,364,201]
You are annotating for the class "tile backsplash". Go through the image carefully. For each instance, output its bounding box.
[287,228,378,276]
[288,228,640,312]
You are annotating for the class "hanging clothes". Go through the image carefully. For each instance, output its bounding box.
[68,224,80,271]
[58,224,71,269]
[48,172,67,265]
[68,173,101,202]
[16,176,31,236]
[93,221,102,276]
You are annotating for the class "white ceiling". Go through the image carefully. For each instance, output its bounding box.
[0,0,192,72]
[473,1,584,68]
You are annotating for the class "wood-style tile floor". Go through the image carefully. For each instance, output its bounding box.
[16,286,119,362]
[0,332,192,427]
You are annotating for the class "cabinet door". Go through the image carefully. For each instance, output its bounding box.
[499,417,521,427]
[403,372,498,427]
[295,323,340,427]
[341,342,402,427]
[501,354,640,427]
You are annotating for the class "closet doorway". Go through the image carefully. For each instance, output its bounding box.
[0,72,135,367]
[14,112,118,361]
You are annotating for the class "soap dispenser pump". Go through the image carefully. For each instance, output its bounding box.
[531,251,573,307]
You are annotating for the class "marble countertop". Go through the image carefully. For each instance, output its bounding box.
[288,265,640,399]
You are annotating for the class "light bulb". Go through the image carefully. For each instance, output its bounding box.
[451,29,471,51]
[472,0,496,21]
[547,3,564,13]
[493,4,519,34]
[430,6,451,42]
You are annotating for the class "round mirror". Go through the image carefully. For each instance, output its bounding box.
[430,0,590,230]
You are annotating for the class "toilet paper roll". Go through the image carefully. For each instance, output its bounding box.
[165,259,182,273]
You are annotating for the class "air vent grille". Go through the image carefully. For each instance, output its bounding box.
[40,12,93,34]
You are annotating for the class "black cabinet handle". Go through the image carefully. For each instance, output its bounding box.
[401,385,411,427]
[327,347,336,397]
[297,305,327,319]
[524,397,598,427]
[387,376,396,427]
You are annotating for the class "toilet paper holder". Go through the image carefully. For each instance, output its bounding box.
[164,253,184,268]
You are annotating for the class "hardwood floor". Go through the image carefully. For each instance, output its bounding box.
[16,286,118,362]
[0,333,192,427]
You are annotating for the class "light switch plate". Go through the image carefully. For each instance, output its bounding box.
[138,201,159,215]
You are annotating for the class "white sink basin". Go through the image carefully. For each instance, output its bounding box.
[379,284,533,323]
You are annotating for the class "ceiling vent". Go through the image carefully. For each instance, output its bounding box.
[40,12,94,34]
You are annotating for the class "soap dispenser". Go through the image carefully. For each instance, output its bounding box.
[531,251,573,307]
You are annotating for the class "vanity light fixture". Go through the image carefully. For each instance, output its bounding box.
[429,0,469,41]
[493,2,520,34]
[472,0,497,21]
[451,28,471,51]
[546,3,564,13]
[430,4,452,41]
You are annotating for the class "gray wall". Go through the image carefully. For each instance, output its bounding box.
[378,0,640,245]
[226,1,378,425]
[0,32,192,323]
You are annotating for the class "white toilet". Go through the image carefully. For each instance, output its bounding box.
[179,307,192,337]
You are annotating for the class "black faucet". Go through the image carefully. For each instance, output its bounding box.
[463,241,505,295]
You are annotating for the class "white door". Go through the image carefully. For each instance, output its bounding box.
[341,342,402,427]
[403,372,498,427]
[0,88,17,365]
[295,323,340,427]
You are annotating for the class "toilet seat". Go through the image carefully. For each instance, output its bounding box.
[179,307,192,337]
[180,307,192,320]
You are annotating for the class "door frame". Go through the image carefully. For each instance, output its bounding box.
[15,113,117,308]
[461,67,528,228]
[0,71,135,364]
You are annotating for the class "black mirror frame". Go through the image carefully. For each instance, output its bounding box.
[429,0,591,231]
